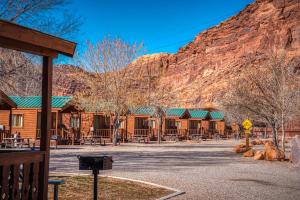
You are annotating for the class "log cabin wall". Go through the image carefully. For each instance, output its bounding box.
[127,115,135,138]
[216,121,225,135]
[81,112,95,137]
[11,109,38,139]
[10,108,61,139]
[201,120,209,132]
[0,110,10,130]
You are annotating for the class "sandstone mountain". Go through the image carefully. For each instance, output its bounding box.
[53,0,300,108]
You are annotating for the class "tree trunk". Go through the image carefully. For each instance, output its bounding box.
[281,118,286,152]
[112,117,120,146]
[157,116,162,144]
[271,125,279,148]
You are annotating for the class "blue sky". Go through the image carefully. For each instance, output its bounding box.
[69,0,254,55]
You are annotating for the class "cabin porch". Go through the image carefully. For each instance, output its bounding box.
[164,118,188,141]
[133,117,151,142]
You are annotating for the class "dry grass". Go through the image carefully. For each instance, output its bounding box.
[48,175,172,200]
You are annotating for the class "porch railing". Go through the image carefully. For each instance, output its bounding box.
[133,129,149,138]
[0,151,45,200]
[164,129,187,136]
[93,129,112,139]
[36,129,57,139]
[0,130,10,142]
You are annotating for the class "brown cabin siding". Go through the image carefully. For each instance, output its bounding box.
[81,112,94,137]
[0,110,10,129]
[11,109,38,139]
[127,115,135,138]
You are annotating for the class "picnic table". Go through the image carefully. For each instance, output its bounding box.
[2,137,32,148]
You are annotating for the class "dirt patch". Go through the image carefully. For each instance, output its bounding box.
[48,175,173,200]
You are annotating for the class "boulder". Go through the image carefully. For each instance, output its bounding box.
[264,143,285,161]
[243,148,255,157]
[253,151,264,160]
[233,144,249,153]
[291,135,300,167]
[263,140,274,146]
[251,139,264,145]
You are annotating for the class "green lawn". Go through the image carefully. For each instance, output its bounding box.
[48,175,172,200]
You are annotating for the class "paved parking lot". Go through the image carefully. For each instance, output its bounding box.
[50,140,300,200]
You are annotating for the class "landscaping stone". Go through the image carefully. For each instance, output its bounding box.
[291,135,300,167]
[251,139,264,145]
[263,140,274,146]
[264,142,285,161]
[253,151,264,160]
[233,144,249,153]
[243,148,255,157]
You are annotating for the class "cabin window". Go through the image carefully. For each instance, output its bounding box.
[70,116,80,129]
[94,115,110,129]
[209,121,216,130]
[150,119,156,129]
[37,112,57,129]
[166,119,176,129]
[12,114,23,128]
[175,121,181,129]
[135,117,148,129]
[120,120,126,129]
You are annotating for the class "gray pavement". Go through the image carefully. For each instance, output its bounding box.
[50,140,300,200]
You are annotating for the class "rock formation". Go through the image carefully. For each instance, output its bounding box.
[53,0,300,108]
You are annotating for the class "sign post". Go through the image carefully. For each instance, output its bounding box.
[242,119,252,149]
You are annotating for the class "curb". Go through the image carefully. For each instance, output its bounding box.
[104,175,185,200]
[50,172,185,199]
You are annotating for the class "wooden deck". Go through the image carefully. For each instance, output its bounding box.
[0,151,45,199]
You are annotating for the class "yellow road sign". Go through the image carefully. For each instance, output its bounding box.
[242,119,252,130]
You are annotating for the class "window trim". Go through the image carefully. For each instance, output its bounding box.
[12,114,24,128]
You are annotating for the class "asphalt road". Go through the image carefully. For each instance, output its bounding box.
[50,140,300,200]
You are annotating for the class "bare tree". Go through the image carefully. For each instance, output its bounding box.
[0,48,41,95]
[0,0,81,95]
[220,52,300,150]
[0,0,81,38]
[76,37,145,145]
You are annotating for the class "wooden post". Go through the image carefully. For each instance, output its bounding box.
[9,107,12,134]
[125,115,128,142]
[79,111,82,144]
[39,56,53,200]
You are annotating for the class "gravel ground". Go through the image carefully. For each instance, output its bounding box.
[50,140,300,200]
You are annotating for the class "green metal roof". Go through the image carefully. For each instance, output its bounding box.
[166,108,187,117]
[131,106,156,116]
[188,109,209,119]
[9,96,71,108]
[210,111,224,120]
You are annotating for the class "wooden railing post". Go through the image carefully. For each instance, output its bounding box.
[39,56,53,200]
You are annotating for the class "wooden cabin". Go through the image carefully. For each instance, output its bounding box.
[164,108,190,140]
[208,111,225,137]
[127,107,158,142]
[187,109,209,139]
[6,96,72,141]
[0,91,17,142]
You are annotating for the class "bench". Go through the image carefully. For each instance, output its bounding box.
[49,179,64,200]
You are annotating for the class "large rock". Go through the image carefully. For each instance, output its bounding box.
[291,135,300,167]
[263,140,274,146]
[233,144,249,153]
[251,139,264,145]
[253,151,264,160]
[264,143,285,161]
[243,148,255,157]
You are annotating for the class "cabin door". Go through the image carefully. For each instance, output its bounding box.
[70,114,81,141]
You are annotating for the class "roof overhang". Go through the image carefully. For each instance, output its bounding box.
[0,91,16,109]
[0,19,76,58]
